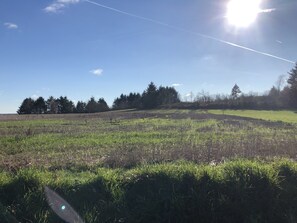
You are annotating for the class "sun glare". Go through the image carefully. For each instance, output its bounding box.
[227,0,261,28]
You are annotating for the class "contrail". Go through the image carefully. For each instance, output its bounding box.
[83,0,295,64]
[215,39,295,64]
[84,0,171,27]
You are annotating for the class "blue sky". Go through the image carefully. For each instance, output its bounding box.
[0,0,296,113]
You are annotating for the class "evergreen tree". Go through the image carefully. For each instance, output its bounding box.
[75,101,86,113]
[86,97,98,113]
[141,82,158,109]
[127,93,141,108]
[17,98,34,114]
[157,86,180,105]
[231,84,241,99]
[287,63,297,107]
[113,94,127,110]
[46,96,59,114]
[268,86,279,98]
[33,97,47,114]
[57,96,75,113]
[113,93,141,110]
[98,98,109,111]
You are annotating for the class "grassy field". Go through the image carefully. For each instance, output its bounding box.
[1,109,297,170]
[208,109,297,123]
[1,109,297,222]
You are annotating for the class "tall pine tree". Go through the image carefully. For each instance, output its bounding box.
[287,63,297,108]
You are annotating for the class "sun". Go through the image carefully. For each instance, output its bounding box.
[226,0,261,28]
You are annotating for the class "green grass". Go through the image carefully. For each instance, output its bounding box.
[1,160,297,222]
[1,110,297,222]
[207,109,297,123]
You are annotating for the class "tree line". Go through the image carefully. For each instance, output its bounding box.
[17,82,180,114]
[112,82,180,110]
[17,63,297,114]
[17,96,109,114]
[189,63,297,110]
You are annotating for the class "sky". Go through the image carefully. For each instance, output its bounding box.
[0,0,296,113]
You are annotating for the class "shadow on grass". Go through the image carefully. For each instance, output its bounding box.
[122,166,292,223]
[1,162,297,222]
[123,172,219,223]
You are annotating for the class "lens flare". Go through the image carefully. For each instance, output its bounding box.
[45,186,85,223]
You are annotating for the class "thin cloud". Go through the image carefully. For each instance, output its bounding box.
[44,3,65,13]
[172,83,182,87]
[44,0,80,13]
[4,22,18,29]
[42,87,51,91]
[90,68,103,76]
[201,55,215,62]
[31,94,39,100]
[276,40,283,44]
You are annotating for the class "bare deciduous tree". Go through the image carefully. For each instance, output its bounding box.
[275,74,286,93]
